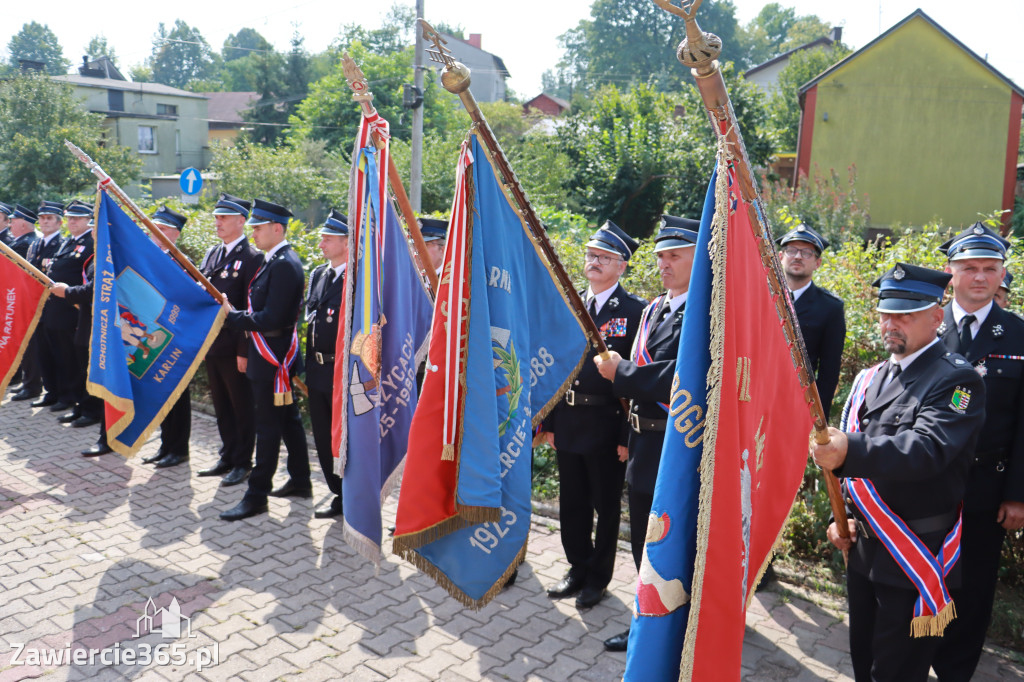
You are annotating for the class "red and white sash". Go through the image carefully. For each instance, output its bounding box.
[247,271,300,406]
[630,294,669,413]
[841,364,961,637]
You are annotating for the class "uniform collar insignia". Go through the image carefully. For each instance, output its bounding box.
[937,322,947,336]
[992,324,1004,338]
[608,296,619,309]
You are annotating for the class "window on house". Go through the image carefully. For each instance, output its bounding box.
[138,126,157,154]
[156,103,178,116]
[108,89,124,112]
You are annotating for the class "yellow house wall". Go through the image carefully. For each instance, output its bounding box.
[808,17,1012,228]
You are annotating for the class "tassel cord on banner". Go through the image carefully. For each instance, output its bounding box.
[64,140,224,304]
[418,19,627,414]
[651,0,851,547]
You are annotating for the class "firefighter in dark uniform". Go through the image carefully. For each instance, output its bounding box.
[220,199,311,521]
[419,217,447,280]
[776,223,846,415]
[815,263,986,682]
[931,225,1024,681]
[12,202,67,403]
[50,201,112,456]
[594,214,698,652]
[994,270,1012,309]
[0,201,13,245]
[194,194,262,486]
[5,204,42,398]
[138,207,193,468]
[538,220,645,610]
[305,209,349,519]
[6,204,39,258]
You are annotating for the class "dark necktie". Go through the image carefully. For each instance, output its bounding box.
[886,361,901,387]
[959,314,976,355]
[586,295,597,319]
[325,269,335,289]
[210,245,225,270]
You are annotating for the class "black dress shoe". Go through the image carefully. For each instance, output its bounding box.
[12,389,41,402]
[72,415,100,428]
[313,497,344,519]
[197,460,232,476]
[82,442,113,457]
[504,568,519,590]
[48,401,72,412]
[269,480,312,498]
[220,498,268,521]
[547,572,585,598]
[141,449,167,464]
[31,395,57,408]
[221,467,251,487]
[58,411,81,424]
[603,629,630,652]
[575,586,607,609]
[155,452,189,468]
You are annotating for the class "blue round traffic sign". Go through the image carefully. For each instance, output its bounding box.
[179,168,203,195]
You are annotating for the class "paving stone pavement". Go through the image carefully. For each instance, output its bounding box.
[1,393,1022,681]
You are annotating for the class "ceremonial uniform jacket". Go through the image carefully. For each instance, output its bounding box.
[8,230,38,259]
[0,227,12,245]
[225,244,305,383]
[544,283,646,454]
[27,233,65,271]
[940,303,1024,511]
[612,294,684,495]
[838,342,985,589]
[199,237,262,358]
[43,231,93,331]
[794,281,846,415]
[63,257,95,346]
[304,264,345,393]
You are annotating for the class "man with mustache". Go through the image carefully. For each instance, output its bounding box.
[814,262,985,682]
[538,220,645,610]
[594,214,698,652]
[932,224,1024,681]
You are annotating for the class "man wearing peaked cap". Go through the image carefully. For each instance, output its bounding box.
[195,193,261,486]
[814,262,985,681]
[221,198,311,521]
[538,219,646,609]
[419,217,448,277]
[305,209,349,519]
[137,207,193,468]
[594,213,698,652]
[932,224,1024,681]
[0,201,13,245]
[7,205,39,259]
[775,222,846,416]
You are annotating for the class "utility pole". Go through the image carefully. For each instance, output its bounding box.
[411,0,425,212]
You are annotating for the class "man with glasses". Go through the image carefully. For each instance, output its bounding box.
[777,223,846,415]
[538,220,645,610]
[594,214,698,652]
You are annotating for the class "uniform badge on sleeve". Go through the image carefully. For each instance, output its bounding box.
[949,386,972,414]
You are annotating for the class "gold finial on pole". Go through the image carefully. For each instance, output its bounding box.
[341,53,372,106]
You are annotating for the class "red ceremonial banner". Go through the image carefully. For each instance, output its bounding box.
[0,250,50,396]
[683,165,814,680]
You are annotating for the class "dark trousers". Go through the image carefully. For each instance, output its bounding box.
[16,338,42,395]
[932,509,1006,681]
[74,343,102,419]
[556,448,626,589]
[848,569,942,682]
[243,379,310,501]
[159,386,191,456]
[47,328,78,405]
[206,355,255,469]
[308,384,342,498]
[628,488,654,572]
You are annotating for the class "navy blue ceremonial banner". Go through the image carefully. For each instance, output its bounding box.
[88,192,225,456]
[624,168,717,681]
[395,133,589,607]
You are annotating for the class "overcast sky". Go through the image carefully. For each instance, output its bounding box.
[9,0,1024,96]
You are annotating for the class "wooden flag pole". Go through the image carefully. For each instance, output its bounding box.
[341,54,439,295]
[651,0,851,541]
[64,140,224,303]
[419,20,619,375]
[0,239,54,287]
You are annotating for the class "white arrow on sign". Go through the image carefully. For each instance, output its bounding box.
[185,169,198,193]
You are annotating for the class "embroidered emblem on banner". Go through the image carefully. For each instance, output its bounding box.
[949,386,971,414]
[600,317,628,339]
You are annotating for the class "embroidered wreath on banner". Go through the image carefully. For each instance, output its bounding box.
[494,341,523,437]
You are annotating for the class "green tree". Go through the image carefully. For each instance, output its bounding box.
[84,35,118,67]
[764,45,851,151]
[0,75,140,204]
[555,0,740,94]
[149,20,219,88]
[337,4,415,56]
[7,22,71,75]
[223,28,272,62]
[736,3,833,68]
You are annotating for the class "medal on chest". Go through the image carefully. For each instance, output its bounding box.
[326,308,335,324]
